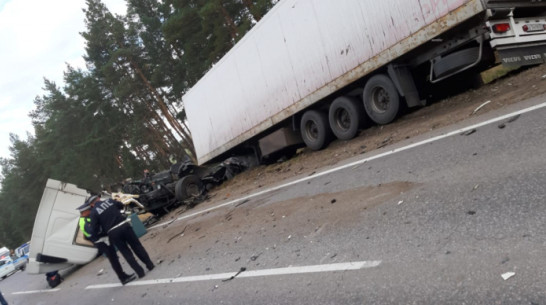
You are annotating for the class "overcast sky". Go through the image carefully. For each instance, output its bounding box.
[0,0,126,159]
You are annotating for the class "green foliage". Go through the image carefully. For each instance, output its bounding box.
[0,0,277,248]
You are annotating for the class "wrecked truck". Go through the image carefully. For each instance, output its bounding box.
[120,156,250,215]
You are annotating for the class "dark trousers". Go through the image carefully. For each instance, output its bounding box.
[0,290,8,305]
[108,224,153,277]
[94,241,127,281]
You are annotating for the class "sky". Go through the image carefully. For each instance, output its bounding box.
[0,0,127,159]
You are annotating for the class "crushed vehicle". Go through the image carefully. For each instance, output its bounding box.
[120,156,251,215]
[27,179,147,278]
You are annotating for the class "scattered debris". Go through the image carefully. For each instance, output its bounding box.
[222,267,247,282]
[507,114,520,123]
[397,200,404,205]
[235,199,250,208]
[250,253,262,261]
[461,129,476,136]
[467,210,476,215]
[472,100,491,115]
[501,272,515,280]
[377,137,393,149]
[331,199,337,204]
[498,123,506,129]
[97,269,104,276]
[167,225,188,243]
[472,184,480,191]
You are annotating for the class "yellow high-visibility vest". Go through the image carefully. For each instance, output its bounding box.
[79,217,91,238]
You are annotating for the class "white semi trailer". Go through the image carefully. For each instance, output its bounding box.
[184,0,546,165]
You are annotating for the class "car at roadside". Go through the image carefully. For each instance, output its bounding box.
[0,254,28,280]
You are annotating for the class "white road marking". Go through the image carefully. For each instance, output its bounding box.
[150,101,546,231]
[85,260,381,290]
[12,288,60,295]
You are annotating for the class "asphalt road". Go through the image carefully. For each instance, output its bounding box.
[2,96,546,305]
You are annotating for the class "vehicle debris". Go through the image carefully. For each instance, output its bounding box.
[501,272,515,280]
[472,100,491,115]
[222,267,247,282]
[118,155,250,216]
[507,114,520,123]
[461,129,476,136]
[250,253,262,261]
[167,226,188,243]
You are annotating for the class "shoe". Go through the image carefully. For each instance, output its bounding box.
[137,272,145,278]
[147,264,155,271]
[121,273,136,285]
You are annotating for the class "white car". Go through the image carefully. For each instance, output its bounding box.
[0,255,28,280]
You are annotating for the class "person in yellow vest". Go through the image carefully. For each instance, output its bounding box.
[78,201,136,285]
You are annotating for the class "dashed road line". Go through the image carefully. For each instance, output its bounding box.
[85,260,381,290]
[12,288,60,295]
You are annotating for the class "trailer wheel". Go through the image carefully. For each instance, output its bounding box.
[328,96,364,140]
[363,74,400,125]
[300,110,333,150]
[175,174,203,202]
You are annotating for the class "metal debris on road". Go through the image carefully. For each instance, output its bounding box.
[222,267,247,282]
[507,114,520,123]
[461,129,476,136]
[472,100,491,115]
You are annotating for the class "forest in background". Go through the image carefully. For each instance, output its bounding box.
[0,0,277,248]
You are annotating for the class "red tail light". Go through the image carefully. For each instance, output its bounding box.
[492,23,511,33]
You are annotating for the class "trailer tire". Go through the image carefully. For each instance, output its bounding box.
[328,96,364,140]
[300,110,333,150]
[175,174,203,202]
[362,74,400,125]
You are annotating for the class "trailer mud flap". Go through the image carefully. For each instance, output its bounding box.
[498,44,546,67]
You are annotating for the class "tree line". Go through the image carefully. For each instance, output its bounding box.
[0,0,277,248]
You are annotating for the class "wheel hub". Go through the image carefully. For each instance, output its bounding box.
[372,88,389,113]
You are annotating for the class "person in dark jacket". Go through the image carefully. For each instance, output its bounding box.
[0,289,8,305]
[77,202,136,285]
[86,195,155,278]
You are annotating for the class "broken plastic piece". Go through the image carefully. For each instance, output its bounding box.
[501,272,515,280]
[472,100,491,115]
